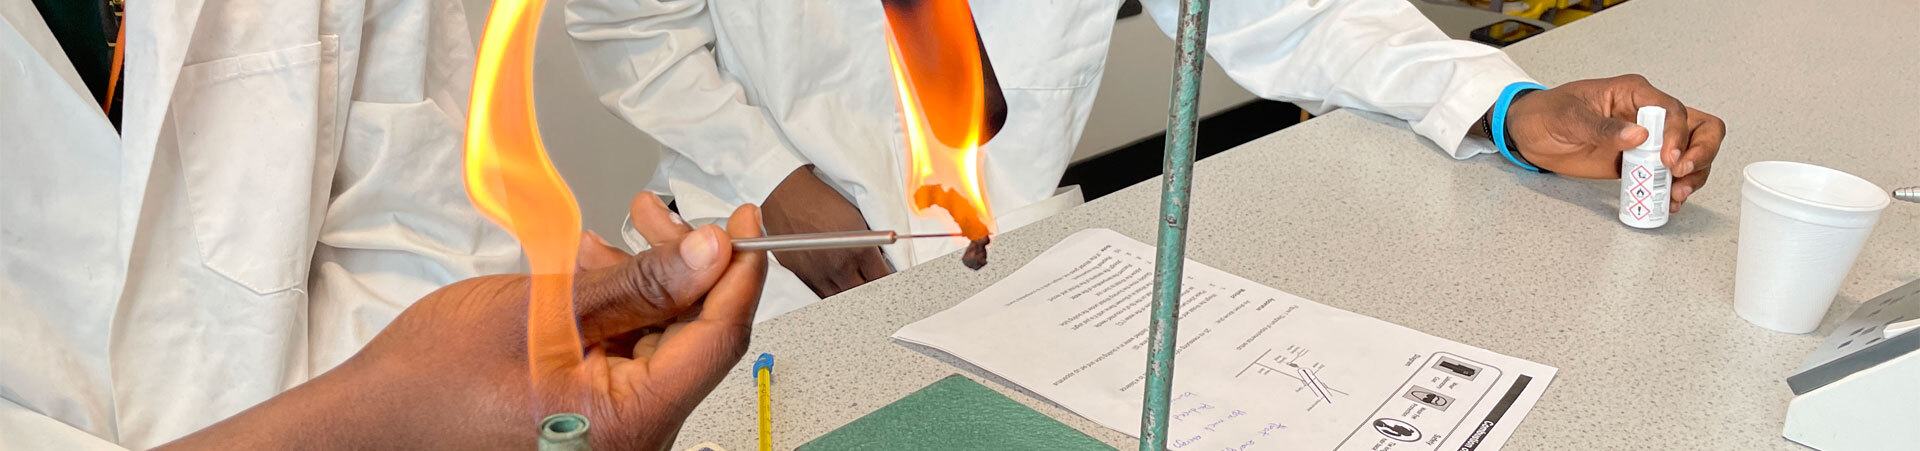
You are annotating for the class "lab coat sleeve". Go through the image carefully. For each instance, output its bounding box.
[564,0,808,203]
[1139,0,1535,158]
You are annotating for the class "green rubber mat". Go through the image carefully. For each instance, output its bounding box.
[798,375,1113,450]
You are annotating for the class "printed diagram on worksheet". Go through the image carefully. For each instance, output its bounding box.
[1237,346,1348,412]
[896,229,1557,450]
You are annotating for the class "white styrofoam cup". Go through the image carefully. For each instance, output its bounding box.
[1734,161,1889,333]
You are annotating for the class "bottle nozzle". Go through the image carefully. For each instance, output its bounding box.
[1896,186,1920,203]
[1636,106,1666,150]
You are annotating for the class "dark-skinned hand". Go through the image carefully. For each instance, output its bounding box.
[159,193,768,450]
[1498,74,1728,212]
[760,165,893,297]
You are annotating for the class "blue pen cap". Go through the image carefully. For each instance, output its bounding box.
[753,353,775,381]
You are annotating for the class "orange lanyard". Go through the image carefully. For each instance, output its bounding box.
[104,0,125,115]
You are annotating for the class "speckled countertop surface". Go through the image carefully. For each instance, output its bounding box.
[674,0,1920,449]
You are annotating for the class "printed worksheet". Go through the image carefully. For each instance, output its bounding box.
[896,229,1556,451]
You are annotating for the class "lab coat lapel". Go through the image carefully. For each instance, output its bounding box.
[119,0,205,262]
[0,1,99,115]
[0,3,129,443]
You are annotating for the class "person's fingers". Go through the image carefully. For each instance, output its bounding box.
[1656,102,1690,168]
[776,249,871,298]
[1541,101,1642,180]
[657,322,690,344]
[1609,74,1691,167]
[694,204,767,323]
[771,251,831,297]
[1672,107,1726,178]
[1670,168,1712,212]
[1510,88,1639,179]
[857,248,892,283]
[577,231,630,270]
[631,331,664,362]
[1586,114,1647,155]
[571,224,734,344]
[822,256,866,297]
[616,205,768,412]
[629,192,692,245]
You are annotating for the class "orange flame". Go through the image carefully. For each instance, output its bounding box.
[882,0,1006,241]
[465,0,584,414]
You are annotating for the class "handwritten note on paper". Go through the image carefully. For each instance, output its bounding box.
[895,229,1556,450]
[1165,391,1273,450]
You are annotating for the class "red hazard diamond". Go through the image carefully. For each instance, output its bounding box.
[1631,166,1652,182]
[1630,202,1650,220]
[1632,187,1650,201]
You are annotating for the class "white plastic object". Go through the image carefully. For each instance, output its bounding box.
[1619,106,1671,228]
[1734,161,1890,333]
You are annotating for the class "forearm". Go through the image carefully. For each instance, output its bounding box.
[154,362,413,450]
[153,366,362,449]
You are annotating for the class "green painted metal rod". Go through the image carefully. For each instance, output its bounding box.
[1139,0,1210,449]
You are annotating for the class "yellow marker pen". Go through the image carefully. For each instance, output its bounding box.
[754,353,774,451]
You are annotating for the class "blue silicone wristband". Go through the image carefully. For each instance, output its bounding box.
[1492,81,1549,173]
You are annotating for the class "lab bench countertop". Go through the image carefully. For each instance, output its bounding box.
[675,0,1920,449]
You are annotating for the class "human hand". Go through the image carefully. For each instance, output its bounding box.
[160,194,767,450]
[1503,74,1727,212]
[760,165,892,297]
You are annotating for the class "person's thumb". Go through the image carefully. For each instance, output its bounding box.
[571,225,733,343]
[1586,112,1648,153]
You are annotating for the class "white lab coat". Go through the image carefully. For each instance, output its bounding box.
[0,0,521,448]
[567,0,1534,320]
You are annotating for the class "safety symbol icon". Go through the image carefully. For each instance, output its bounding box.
[1404,386,1453,411]
[1628,166,1655,220]
[1373,418,1421,442]
[1630,166,1652,182]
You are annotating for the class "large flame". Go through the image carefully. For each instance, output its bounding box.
[465,0,584,415]
[882,0,1006,241]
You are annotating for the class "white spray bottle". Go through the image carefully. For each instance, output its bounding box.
[1620,106,1670,228]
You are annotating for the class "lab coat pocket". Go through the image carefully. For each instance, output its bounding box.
[172,41,326,294]
[318,35,346,161]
